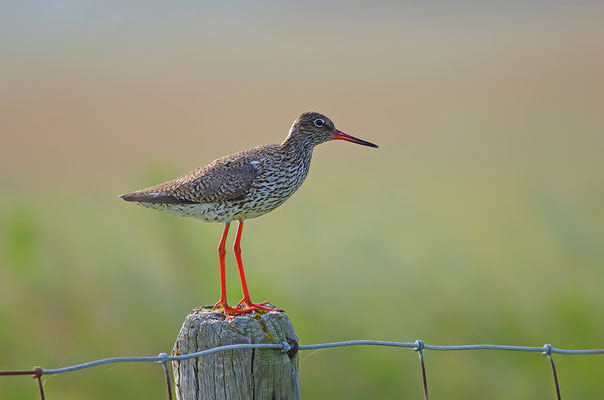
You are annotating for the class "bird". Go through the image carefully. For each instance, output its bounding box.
[121,112,378,316]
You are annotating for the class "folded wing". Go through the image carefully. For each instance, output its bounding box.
[121,159,259,204]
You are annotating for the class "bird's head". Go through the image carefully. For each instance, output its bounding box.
[285,112,378,149]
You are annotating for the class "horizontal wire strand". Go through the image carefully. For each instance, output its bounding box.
[1,340,602,376]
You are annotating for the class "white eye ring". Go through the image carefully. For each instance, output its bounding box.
[313,118,325,128]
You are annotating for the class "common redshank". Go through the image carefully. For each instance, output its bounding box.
[121,112,378,315]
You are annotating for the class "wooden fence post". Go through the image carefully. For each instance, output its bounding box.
[171,306,299,400]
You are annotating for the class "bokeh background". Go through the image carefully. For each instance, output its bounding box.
[1,1,603,399]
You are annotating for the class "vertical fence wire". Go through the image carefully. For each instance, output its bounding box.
[543,345,561,400]
[158,353,173,400]
[33,367,45,400]
[415,340,429,400]
[290,360,300,400]
[285,338,300,400]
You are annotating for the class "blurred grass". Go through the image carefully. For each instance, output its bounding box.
[1,139,603,398]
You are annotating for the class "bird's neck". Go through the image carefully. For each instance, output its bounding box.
[280,131,315,151]
[280,133,314,168]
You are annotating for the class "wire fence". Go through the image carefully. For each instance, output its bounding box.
[1,339,603,400]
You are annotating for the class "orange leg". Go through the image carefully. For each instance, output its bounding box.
[214,223,252,316]
[233,220,279,312]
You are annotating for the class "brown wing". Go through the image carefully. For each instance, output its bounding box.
[121,158,259,204]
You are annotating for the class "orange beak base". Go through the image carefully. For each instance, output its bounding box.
[332,130,378,148]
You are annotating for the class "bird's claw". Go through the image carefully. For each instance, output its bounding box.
[236,298,279,312]
[213,302,253,317]
[213,300,278,317]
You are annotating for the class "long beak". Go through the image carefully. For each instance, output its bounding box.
[332,130,379,148]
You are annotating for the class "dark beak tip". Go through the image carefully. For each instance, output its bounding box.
[358,140,379,149]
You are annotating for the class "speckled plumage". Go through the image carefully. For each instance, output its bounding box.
[121,111,377,315]
[121,112,377,223]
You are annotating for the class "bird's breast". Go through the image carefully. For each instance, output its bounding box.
[257,157,310,196]
[238,156,311,217]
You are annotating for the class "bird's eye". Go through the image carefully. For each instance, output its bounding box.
[313,118,325,128]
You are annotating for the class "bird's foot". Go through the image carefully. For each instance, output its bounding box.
[237,298,280,312]
[212,299,279,317]
[213,301,254,317]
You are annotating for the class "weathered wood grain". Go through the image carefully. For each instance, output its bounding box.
[172,306,298,400]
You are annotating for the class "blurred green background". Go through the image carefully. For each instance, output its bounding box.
[1,2,604,399]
